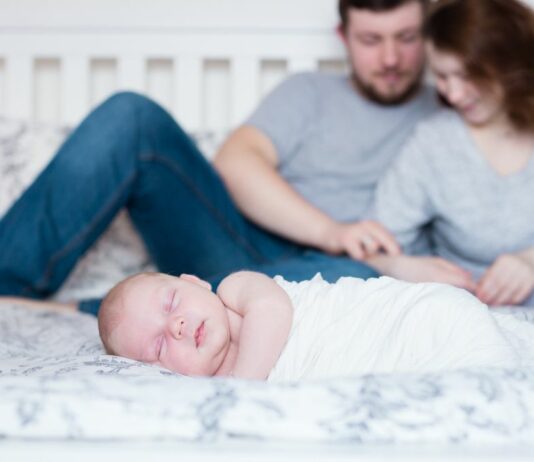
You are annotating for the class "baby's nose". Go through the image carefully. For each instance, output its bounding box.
[170,316,185,340]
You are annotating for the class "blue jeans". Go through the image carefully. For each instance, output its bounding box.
[0,92,378,315]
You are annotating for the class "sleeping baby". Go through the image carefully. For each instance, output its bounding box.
[98,271,534,381]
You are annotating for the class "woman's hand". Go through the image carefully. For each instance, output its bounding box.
[476,253,534,306]
[321,220,401,260]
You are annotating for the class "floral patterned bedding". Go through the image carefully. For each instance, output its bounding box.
[1,301,534,448]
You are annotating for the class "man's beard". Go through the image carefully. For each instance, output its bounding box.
[351,68,423,106]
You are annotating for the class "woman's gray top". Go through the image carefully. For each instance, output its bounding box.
[371,109,534,305]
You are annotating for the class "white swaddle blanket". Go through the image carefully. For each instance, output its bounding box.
[268,275,534,382]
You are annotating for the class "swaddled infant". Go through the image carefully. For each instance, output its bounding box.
[98,271,293,380]
[99,271,534,381]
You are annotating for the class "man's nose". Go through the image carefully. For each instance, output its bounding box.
[382,41,400,68]
[169,315,185,340]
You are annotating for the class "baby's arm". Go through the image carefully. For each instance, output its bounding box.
[216,271,293,380]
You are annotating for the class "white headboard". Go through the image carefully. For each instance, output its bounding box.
[0,0,346,136]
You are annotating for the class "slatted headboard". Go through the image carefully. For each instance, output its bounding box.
[2,0,533,135]
[0,0,346,141]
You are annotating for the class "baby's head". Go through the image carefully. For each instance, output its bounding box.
[98,272,231,376]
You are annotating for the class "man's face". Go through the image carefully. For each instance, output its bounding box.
[339,1,425,105]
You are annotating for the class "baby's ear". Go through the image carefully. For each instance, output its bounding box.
[179,273,212,290]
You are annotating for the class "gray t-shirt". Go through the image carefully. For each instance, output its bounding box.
[246,72,439,222]
[371,109,534,305]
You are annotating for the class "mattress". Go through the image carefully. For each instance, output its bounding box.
[1,300,534,456]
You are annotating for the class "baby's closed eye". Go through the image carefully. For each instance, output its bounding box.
[166,289,180,313]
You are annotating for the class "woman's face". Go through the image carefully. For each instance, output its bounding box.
[426,42,504,127]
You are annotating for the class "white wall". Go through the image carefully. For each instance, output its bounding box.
[0,0,339,29]
[2,0,532,29]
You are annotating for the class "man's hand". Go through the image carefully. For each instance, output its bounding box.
[476,254,534,306]
[321,220,401,260]
[368,255,477,291]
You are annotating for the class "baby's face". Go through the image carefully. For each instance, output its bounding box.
[108,273,231,376]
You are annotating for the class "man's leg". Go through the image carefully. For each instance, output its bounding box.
[251,250,379,282]
[0,92,297,299]
[124,94,299,279]
[208,250,379,287]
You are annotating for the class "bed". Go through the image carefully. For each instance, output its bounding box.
[2,1,534,460]
[2,120,534,462]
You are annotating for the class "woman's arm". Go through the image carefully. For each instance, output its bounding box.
[365,122,477,289]
[367,254,477,291]
[518,247,534,267]
[216,271,293,380]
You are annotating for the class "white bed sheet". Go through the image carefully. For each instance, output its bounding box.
[1,300,534,458]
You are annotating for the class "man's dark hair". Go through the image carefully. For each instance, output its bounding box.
[338,0,428,29]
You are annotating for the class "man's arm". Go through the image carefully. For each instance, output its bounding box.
[216,271,293,380]
[214,126,399,259]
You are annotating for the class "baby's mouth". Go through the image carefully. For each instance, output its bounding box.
[195,321,205,348]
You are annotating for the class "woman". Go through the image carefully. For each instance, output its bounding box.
[368,0,534,306]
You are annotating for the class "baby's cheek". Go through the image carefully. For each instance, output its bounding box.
[162,348,186,374]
